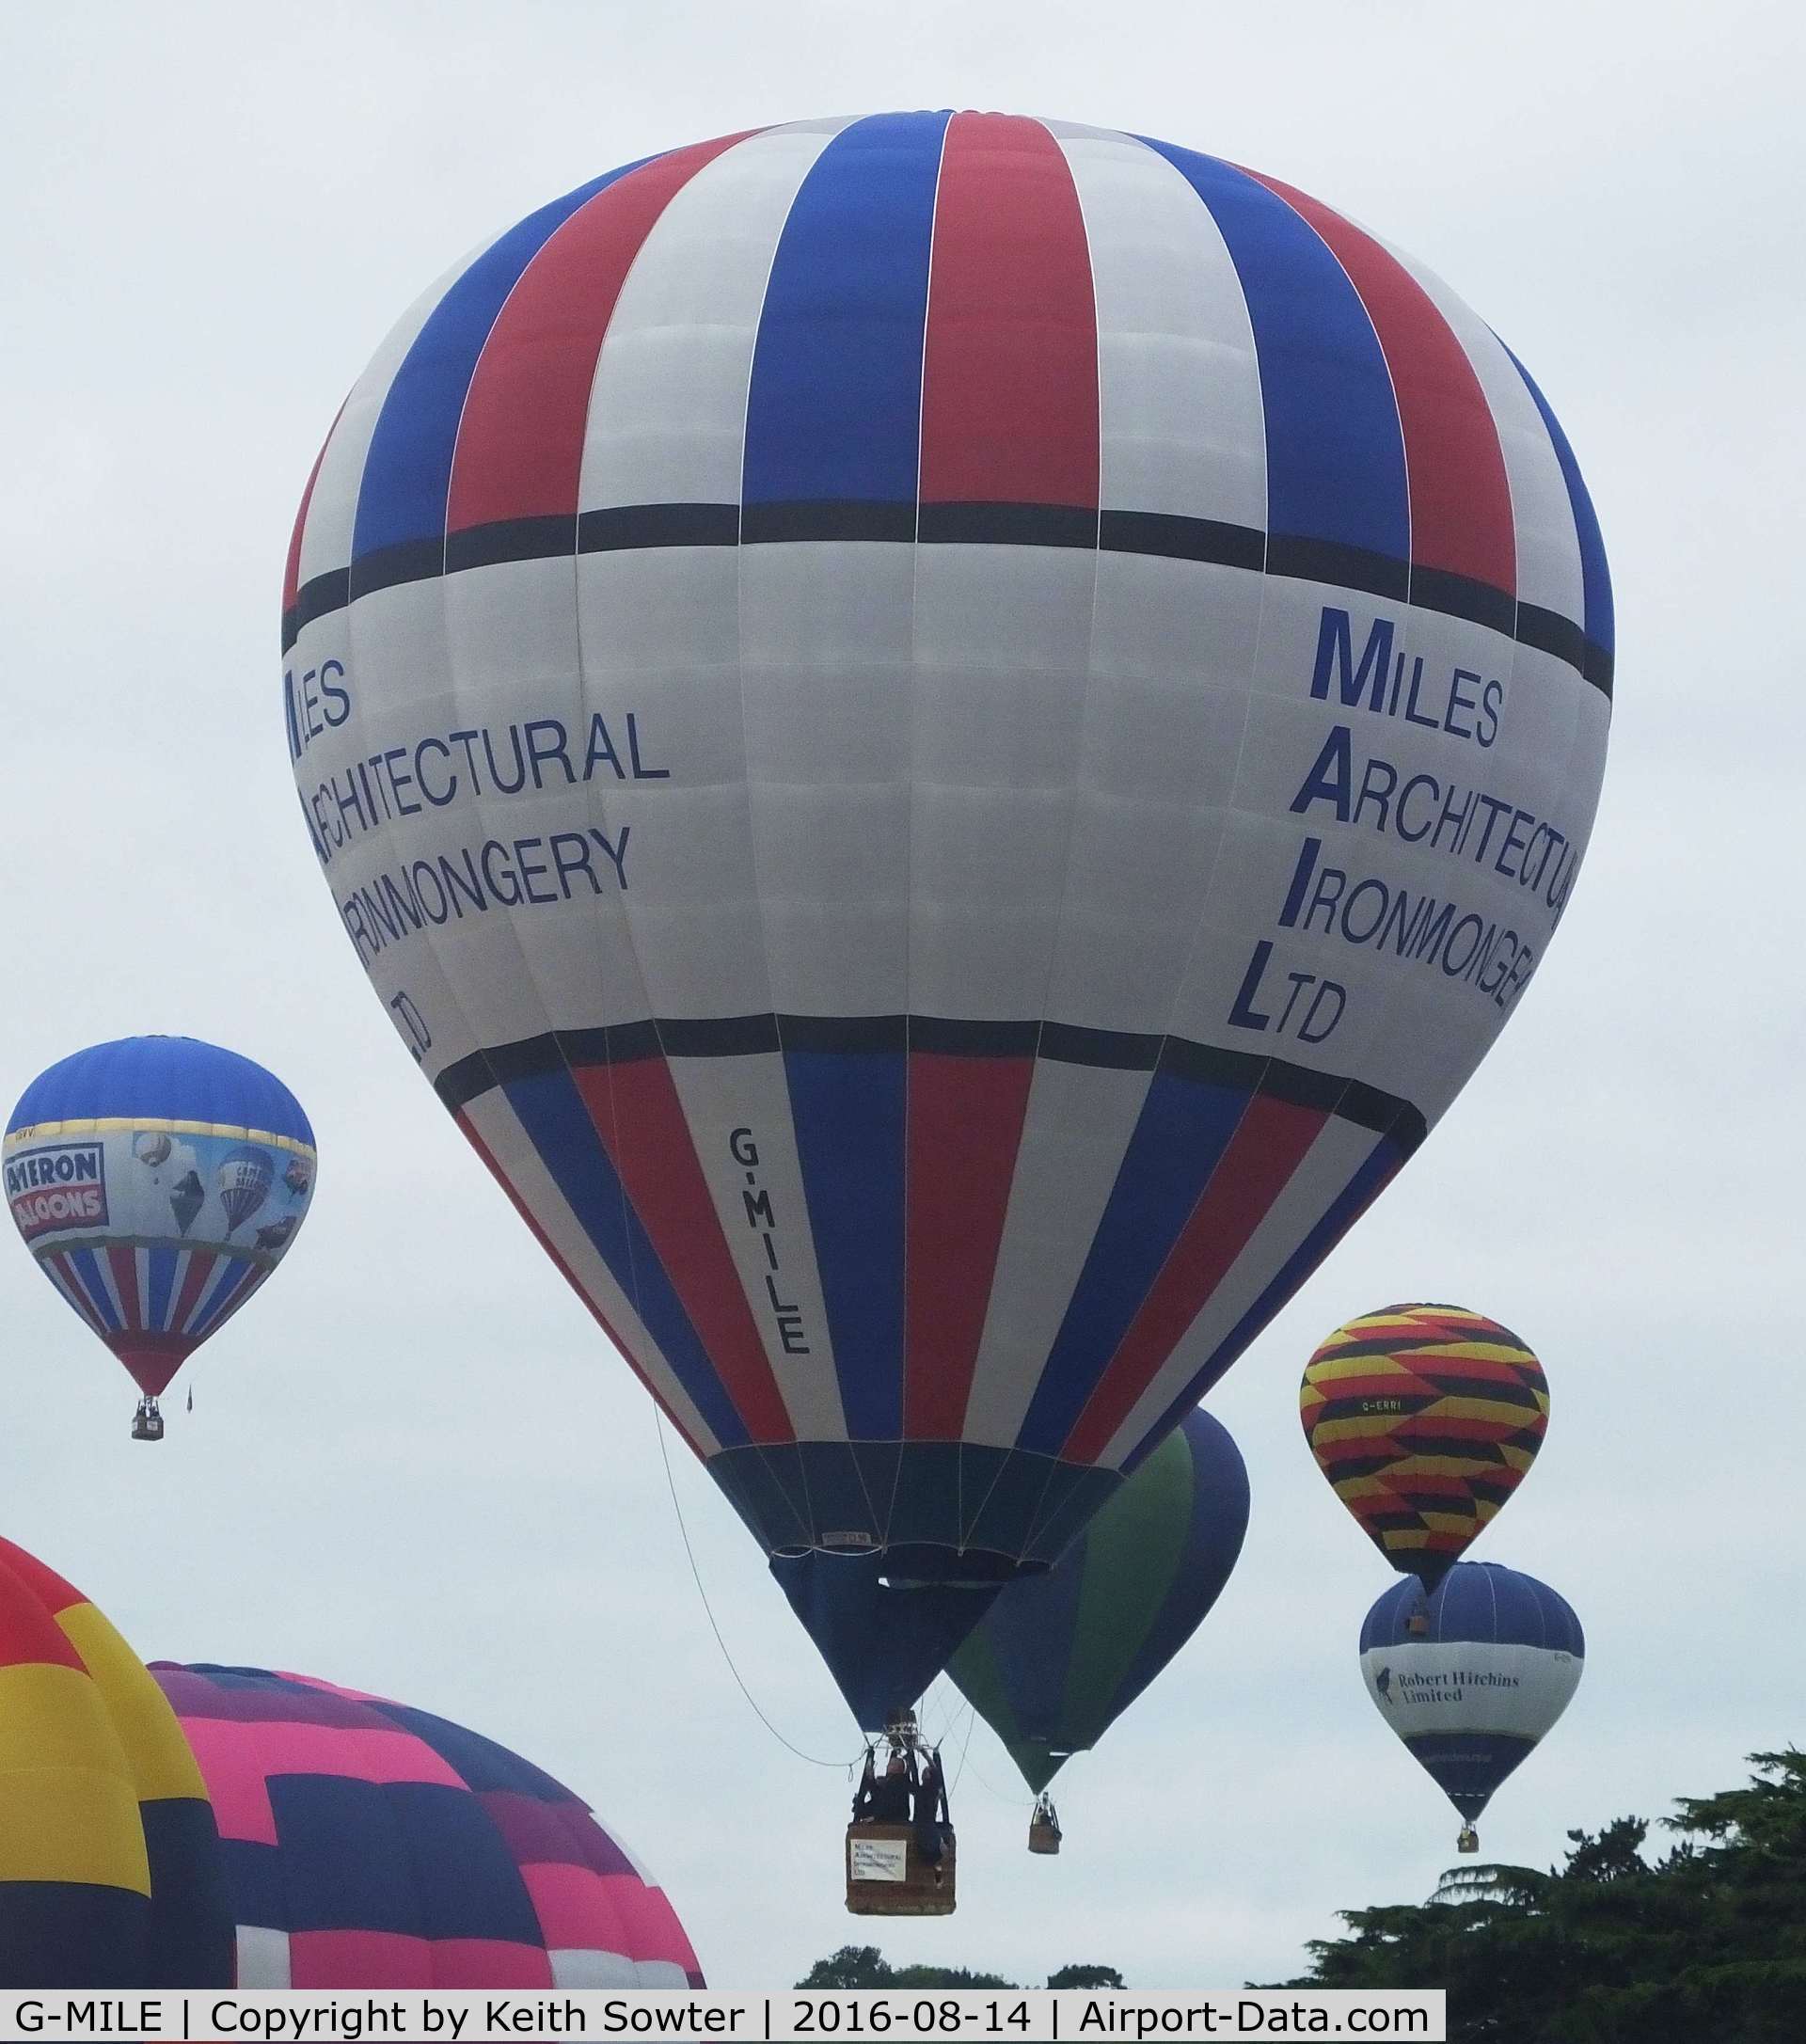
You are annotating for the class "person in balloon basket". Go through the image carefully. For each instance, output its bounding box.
[913,1752,951,1883]
[854,1754,913,1825]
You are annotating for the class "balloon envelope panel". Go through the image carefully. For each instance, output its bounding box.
[150,1666,705,1989]
[5,1038,317,1396]
[1359,1561,1583,1822]
[284,115,1611,1593]
[1301,1304,1549,1586]
[0,1541,231,1989]
[949,1406,1249,1791]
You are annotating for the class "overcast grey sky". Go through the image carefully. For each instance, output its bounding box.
[3,0,1802,1992]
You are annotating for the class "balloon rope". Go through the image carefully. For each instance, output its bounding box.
[948,1697,977,1793]
[951,1722,1037,1809]
[654,1410,860,1770]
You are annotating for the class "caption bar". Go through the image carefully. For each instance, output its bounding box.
[0,1990,1446,2041]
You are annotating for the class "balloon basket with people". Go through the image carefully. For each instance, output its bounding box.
[1026,1794,1063,1856]
[846,1710,956,1917]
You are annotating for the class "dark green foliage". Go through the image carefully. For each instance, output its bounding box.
[798,1947,894,1989]
[796,1945,1015,1989]
[1280,1751,1806,2041]
[796,1949,1126,1990]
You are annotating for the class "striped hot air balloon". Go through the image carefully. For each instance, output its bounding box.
[1301,1305,1549,1589]
[5,1037,316,1427]
[150,1666,705,1989]
[0,1539,230,1988]
[285,114,1611,1719]
[949,1407,1248,1812]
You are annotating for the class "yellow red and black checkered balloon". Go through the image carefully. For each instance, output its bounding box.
[1300,1304,1548,1588]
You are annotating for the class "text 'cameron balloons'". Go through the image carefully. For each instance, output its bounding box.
[285,113,1611,1713]
[1302,1306,1548,1588]
[0,1539,230,1989]
[150,1666,705,1989]
[1361,1562,1583,1845]
[949,1407,1249,1795]
[5,1038,316,1407]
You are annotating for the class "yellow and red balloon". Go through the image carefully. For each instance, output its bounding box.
[1299,1305,1548,1588]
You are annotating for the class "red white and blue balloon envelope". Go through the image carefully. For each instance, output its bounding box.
[1360,1561,1584,1825]
[149,1666,704,1989]
[284,114,1613,1692]
[5,1038,316,1399]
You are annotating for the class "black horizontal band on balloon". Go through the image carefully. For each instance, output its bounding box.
[707,1437,1123,1577]
[1318,1331,1537,1365]
[434,1015,1428,1151]
[280,504,1605,694]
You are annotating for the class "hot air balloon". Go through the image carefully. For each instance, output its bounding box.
[0,1538,231,1988]
[1302,1305,1548,1598]
[1360,1561,1583,1854]
[215,1145,274,1234]
[284,114,1612,1724]
[150,1665,705,1988]
[134,1132,172,1170]
[949,1406,1248,1850]
[5,1038,317,1438]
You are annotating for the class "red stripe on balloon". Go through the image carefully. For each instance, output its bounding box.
[106,1245,142,1328]
[106,1334,195,1398]
[918,112,1101,508]
[0,1556,85,1671]
[1242,170,1515,597]
[1062,1095,1328,1465]
[282,402,343,611]
[169,1251,217,1335]
[42,1250,106,1335]
[0,1538,86,1619]
[446,134,755,532]
[452,1109,705,1453]
[571,1062,793,1446]
[902,1051,1036,1438]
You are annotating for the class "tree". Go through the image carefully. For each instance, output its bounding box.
[798,1948,1123,1991]
[1279,1751,1806,2041]
[798,1947,894,1989]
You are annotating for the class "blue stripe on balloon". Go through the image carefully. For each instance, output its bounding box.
[145,1245,179,1332]
[215,1839,289,1931]
[0,1882,151,1989]
[500,1069,748,1449]
[262,1776,545,1939]
[67,1245,122,1332]
[1014,1073,1249,1457]
[1134,139,1410,576]
[189,1257,258,1337]
[1502,344,1614,661]
[362,1702,571,1801]
[783,1048,906,1439]
[1123,1127,1405,1470]
[740,111,951,513]
[43,1252,108,1337]
[350,159,655,565]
